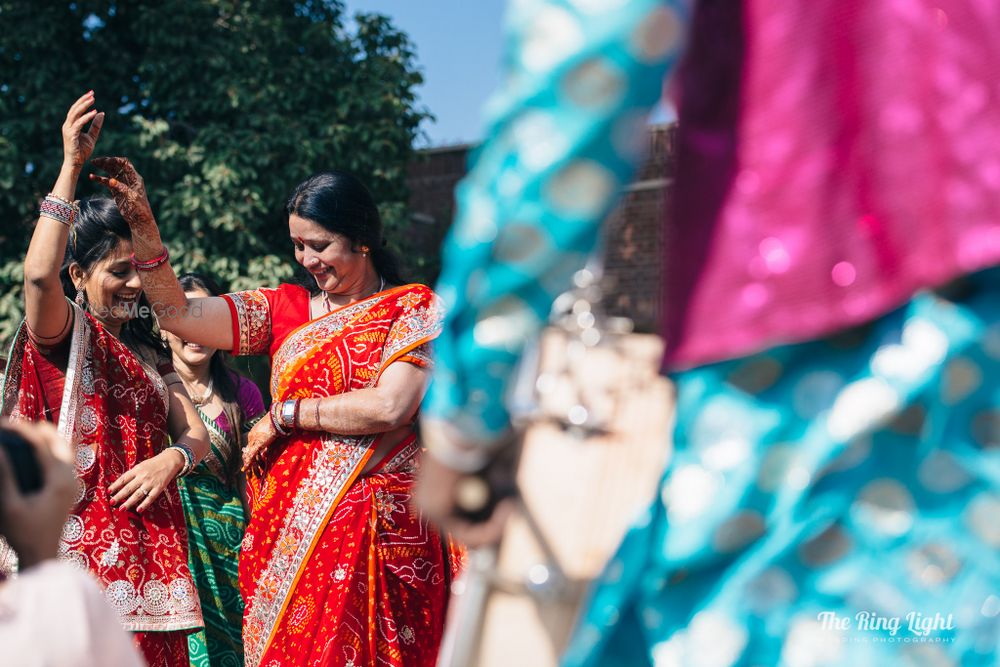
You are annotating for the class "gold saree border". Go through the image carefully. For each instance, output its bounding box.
[245,285,444,667]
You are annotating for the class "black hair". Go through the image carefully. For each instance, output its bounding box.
[285,170,406,292]
[177,272,240,409]
[59,197,166,356]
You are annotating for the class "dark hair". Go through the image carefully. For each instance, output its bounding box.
[177,272,240,409]
[59,197,166,356]
[285,171,406,291]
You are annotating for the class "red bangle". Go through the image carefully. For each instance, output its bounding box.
[131,246,170,271]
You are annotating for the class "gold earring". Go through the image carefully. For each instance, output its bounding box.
[360,246,370,256]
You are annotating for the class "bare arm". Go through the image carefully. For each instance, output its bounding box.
[298,361,432,435]
[23,92,104,343]
[155,295,234,351]
[89,157,234,350]
[243,361,431,467]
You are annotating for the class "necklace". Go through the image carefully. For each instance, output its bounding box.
[322,276,385,313]
[188,378,214,405]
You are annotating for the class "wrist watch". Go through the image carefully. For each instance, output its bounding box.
[281,399,298,429]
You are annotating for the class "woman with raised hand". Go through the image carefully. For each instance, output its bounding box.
[164,271,266,667]
[3,91,210,666]
[92,162,459,667]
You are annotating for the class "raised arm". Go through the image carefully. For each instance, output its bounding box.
[22,92,104,344]
[89,157,234,350]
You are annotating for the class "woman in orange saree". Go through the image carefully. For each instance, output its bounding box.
[91,164,460,666]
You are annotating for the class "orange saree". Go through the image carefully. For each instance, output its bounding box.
[222,283,458,667]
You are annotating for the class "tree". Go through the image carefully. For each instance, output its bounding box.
[0,0,430,351]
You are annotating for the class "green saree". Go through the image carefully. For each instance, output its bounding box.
[178,374,264,667]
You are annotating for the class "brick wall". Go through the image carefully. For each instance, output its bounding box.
[405,124,676,332]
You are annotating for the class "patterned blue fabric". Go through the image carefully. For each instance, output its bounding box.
[564,271,1000,666]
[424,0,690,441]
[424,0,1000,664]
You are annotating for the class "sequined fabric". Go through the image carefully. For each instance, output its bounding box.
[665,0,1000,368]
[565,268,1000,666]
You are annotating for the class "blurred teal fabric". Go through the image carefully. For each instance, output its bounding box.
[564,270,1000,666]
[424,0,1000,664]
[423,0,686,441]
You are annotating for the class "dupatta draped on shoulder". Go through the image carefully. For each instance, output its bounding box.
[224,283,455,667]
[1,302,202,634]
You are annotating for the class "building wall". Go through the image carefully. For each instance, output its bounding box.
[405,124,676,332]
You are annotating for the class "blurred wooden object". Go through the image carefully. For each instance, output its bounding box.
[438,330,673,667]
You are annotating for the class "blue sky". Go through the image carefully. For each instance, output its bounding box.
[344,0,507,148]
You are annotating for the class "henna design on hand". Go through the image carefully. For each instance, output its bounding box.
[89,157,161,251]
[89,157,188,316]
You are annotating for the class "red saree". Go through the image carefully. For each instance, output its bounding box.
[0,302,201,666]
[223,283,458,667]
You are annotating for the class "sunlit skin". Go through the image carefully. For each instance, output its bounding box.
[241,213,405,469]
[288,213,382,313]
[163,287,221,418]
[67,239,143,338]
[94,161,428,475]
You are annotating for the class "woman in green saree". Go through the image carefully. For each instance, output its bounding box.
[165,273,265,667]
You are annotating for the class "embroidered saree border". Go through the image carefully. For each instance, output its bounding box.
[245,285,444,667]
[243,434,375,666]
[269,294,379,398]
[0,323,26,417]
[2,302,203,632]
[196,405,236,482]
[224,290,273,356]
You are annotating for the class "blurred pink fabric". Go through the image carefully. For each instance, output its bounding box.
[664,0,1000,369]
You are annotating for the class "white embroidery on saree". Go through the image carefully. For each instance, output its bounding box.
[228,289,274,356]
[243,434,374,666]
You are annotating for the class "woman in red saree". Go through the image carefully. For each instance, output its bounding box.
[2,93,211,666]
[91,165,460,666]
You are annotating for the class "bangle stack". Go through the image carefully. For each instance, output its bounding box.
[131,246,170,271]
[168,443,196,477]
[269,399,300,435]
[39,194,80,227]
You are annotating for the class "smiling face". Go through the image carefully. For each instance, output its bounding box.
[70,237,143,328]
[164,287,216,368]
[289,213,372,296]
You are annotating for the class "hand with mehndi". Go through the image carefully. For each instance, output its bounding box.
[243,417,279,470]
[88,156,159,238]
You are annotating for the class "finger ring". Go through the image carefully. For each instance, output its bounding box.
[141,488,150,496]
